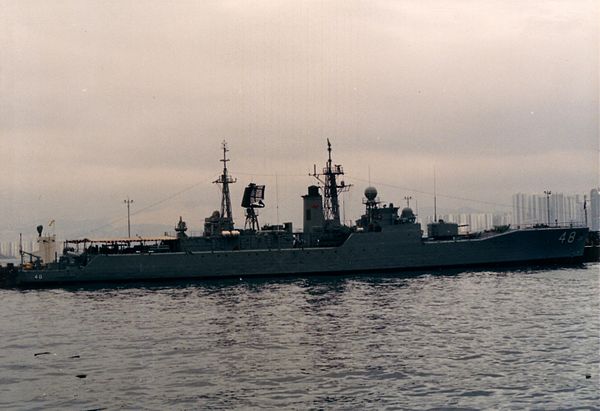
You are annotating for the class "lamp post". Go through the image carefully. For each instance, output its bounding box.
[404,196,412,208]
[124,197,134,238]
[584,194,588,227]
[543,190,551,226]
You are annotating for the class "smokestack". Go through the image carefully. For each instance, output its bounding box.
[302,185,324,234]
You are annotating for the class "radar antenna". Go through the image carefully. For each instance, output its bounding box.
[309,139,352,225]
[213,140,237,230]
[241,183,265,231]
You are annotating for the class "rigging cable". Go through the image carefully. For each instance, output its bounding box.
[345,175,514,210]
[75,176,217,237]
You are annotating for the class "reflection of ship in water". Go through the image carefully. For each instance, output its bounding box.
[2,140,589,287]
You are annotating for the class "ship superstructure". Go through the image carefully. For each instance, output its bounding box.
[3,141,589,287]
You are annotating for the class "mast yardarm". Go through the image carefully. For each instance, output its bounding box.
[310,139,351,225]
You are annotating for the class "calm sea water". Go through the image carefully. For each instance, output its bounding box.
[1,264,598,410]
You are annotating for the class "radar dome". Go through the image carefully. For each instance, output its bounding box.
[364,186,378,201]
[401,207,414,218]
[400,207,416,223]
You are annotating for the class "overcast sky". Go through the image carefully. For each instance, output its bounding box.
[1,0,598,238]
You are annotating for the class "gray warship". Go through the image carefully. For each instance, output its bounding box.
[3,141,589,286]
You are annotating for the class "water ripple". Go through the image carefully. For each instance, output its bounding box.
[0,265,598,409]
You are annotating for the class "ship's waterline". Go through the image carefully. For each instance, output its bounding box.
[4,141,588,287]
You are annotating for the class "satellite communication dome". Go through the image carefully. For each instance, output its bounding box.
[364,186,378,201]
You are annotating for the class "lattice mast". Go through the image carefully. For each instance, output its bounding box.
[310,139,351,225]
[213,140,237,228]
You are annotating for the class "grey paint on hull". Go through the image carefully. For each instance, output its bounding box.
[14,226,587,285]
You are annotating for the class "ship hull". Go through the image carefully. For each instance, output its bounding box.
[10,227,588,286]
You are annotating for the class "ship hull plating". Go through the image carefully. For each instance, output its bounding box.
[12,226,587,286]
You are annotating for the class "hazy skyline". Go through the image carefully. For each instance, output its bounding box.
[1,1,598,239]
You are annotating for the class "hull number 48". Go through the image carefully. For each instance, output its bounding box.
[558,231,576,244]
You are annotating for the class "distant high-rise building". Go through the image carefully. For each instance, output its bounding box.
[590,188,600,231]
[0,239,37,258]
[435,213,494,232]
[424,212,510,232]
[512,192,585,227]
[0,241,9,257]
[492,213,512,227]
